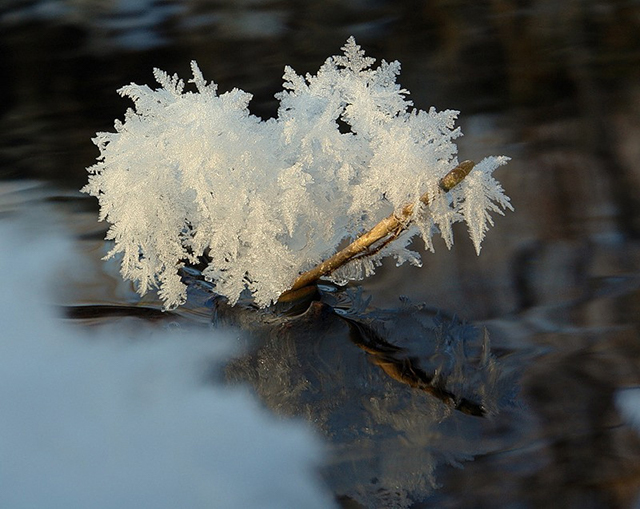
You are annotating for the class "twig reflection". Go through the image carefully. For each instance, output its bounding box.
[342,316,486,417]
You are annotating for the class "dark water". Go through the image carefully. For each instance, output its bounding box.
[3,1,640,507]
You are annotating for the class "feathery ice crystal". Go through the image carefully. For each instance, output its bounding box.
[83,38,512,309]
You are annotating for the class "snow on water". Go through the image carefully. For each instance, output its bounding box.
[616,387,640,433]
[0,219,336,509]
[616,387,640,509]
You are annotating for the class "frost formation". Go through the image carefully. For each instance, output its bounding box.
[83,38,512,309]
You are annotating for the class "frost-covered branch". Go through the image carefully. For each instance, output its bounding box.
[83,38,512,309]
[284,160,475,296]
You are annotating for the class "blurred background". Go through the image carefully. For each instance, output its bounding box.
[2,0,640,507]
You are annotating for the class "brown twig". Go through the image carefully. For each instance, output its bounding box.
[280,160,475,299]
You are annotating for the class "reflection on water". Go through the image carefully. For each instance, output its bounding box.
[214,285,518,507]
[3,0,640,507]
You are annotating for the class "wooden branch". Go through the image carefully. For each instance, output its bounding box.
[279,160,475,300]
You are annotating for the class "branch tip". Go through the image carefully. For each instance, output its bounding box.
[439,160,475,192]
[280,159,477,299]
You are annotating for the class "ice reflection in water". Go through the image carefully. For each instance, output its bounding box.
[200,278,521,507]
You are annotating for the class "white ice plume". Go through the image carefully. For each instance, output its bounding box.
[84,37,511,309]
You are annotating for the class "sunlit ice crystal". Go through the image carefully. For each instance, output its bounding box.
[83,37,511,309]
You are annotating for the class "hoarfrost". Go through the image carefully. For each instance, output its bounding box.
[84,37,511,309]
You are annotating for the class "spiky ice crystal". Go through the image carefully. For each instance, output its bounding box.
[83,38,511,309]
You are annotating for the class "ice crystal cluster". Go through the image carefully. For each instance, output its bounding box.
[83,38,511,309]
